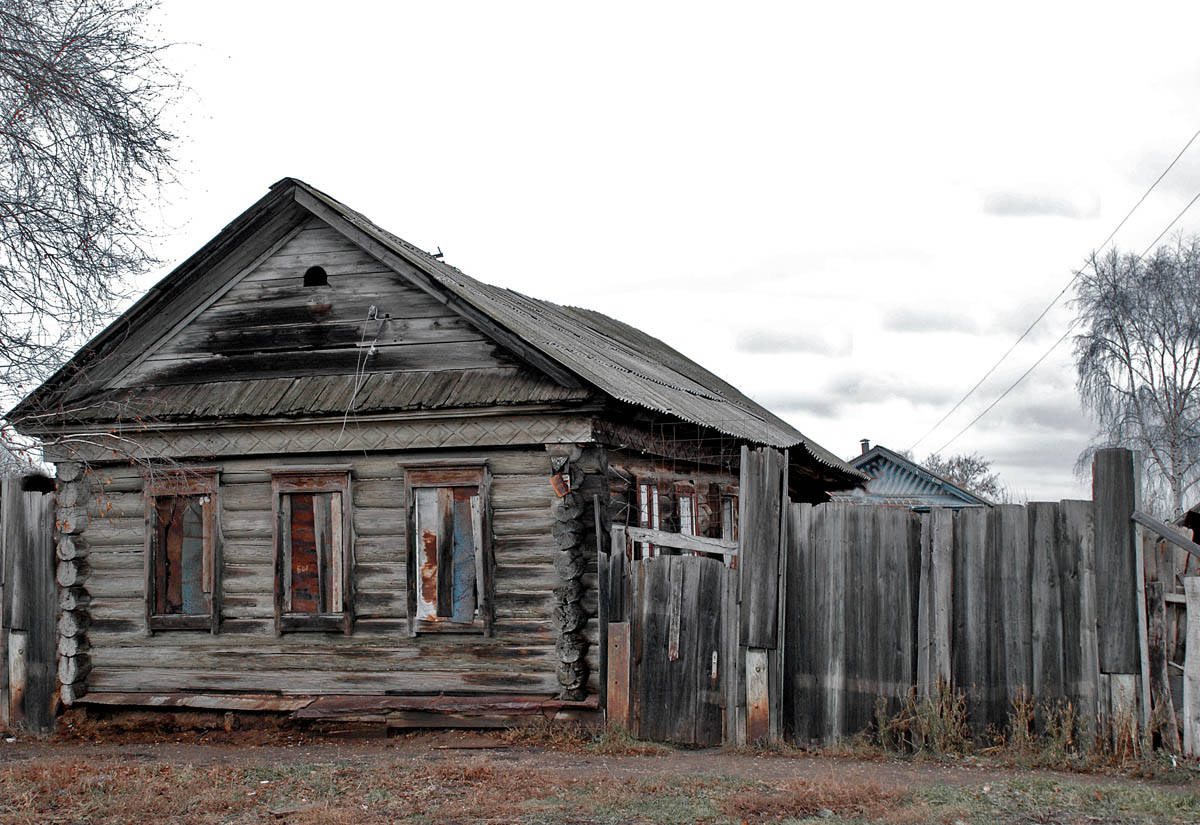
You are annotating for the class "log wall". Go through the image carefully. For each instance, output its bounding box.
[67,445,595,698]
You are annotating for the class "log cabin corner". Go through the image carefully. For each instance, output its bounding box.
[9,178,866,728]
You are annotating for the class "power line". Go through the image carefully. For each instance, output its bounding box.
[908,124,1200,455]
[933,184,1200,455]
[933,323,1077,455]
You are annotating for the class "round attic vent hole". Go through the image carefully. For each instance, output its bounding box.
[303,266,328,287]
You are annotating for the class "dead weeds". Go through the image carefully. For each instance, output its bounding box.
[720,777,901,822]
[1,749,1197,825]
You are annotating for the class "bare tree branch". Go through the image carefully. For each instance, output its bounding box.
[0,0,176,398]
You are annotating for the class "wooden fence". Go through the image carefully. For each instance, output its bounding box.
[782,500,1103,743]
[0,476,57,733]
[605,445,1200,750]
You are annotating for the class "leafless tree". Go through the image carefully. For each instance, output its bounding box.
[922,451,1008,502]
[1073,237,1200,518]
[0,0,176,401]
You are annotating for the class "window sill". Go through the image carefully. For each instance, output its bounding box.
[148,615,212,632]
[413,617,487,635]
[278,613,351,634]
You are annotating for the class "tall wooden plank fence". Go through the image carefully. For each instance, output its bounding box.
[781,500,1101,743]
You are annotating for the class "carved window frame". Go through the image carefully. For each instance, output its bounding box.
[144,468,221,633]
[270,468,355,634]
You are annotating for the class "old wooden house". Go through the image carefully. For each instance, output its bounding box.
[11,179,864,725]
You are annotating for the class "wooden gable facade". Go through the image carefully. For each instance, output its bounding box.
[12,179,864,724]
[832,443,990,511]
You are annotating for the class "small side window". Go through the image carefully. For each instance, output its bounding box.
[406,467,493,635]
[270,469,353,633]
[144,469,220,632]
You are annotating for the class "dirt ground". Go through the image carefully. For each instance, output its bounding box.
[2,726,1198,824]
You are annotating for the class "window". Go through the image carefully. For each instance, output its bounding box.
[676,483,697,536]
[405,467,493,635]
[144,469,220,632]
[637,479,660,556]
[632,474,739,555]
[303,265,328,286]
[270,469,353,633]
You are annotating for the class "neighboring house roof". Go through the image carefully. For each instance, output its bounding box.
[831,443,990,510]
[11,178,865,486]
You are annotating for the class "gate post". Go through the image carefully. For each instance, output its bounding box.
[1092,448,1148,736]
[736,446,788,745]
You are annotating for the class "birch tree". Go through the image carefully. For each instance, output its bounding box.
[1073,237,1200,518]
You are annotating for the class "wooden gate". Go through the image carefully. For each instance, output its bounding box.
[606,553,727,746]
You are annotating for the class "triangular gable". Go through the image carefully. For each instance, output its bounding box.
[850,445,989,507]
[11,182,582,425]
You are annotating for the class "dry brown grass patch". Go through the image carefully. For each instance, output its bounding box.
[719,777,901,822]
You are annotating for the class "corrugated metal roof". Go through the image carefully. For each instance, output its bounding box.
[297,181,863,479]
[54,367,589,423]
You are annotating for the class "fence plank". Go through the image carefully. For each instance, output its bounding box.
[784,502,818,743]
[844,503,876,733]
[738,447,784,649]
[1059,499,1099,744]
[1147,582,1181,752]
[954,506,992,729]
[1093,448,1140,673]
[917,508,954,696]
[1030,502,1064,709]
[694,558,725,745]
[822,503,847,742]
[2,480,56,733]
[995,505,1032,722]
[606,622,631,729]
[1183,578,1200,755]
[746,647,770,743]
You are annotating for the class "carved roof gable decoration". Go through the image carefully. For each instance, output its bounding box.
[832,443,990,511]
[12,178,863,487]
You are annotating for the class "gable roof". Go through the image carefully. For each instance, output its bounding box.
[834,444,990,509]
[12,178,864,484]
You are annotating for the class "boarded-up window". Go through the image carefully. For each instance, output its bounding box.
[270,469,353,633]
[406,467,492,635]
[145,469,220,632]
[280,491,345,614]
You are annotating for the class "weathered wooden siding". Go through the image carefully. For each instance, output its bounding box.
[118,218,512,387]
[76,447,590,697]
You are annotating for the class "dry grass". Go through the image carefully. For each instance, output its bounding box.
[719,778,901,822]
[497,718,671,755]
[1,750,1196,825]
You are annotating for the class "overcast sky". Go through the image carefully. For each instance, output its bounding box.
[139,1,1200,501]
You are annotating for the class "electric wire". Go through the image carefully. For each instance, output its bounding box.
[908,124,1200,454]
[932,184,1200,455]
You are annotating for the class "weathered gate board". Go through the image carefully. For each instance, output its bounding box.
[1,479,57,733]
[629,554,725,746]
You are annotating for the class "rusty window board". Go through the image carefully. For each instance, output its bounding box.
[405,467,493,636]
[144,469,220,633]
[270,470,353,634]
